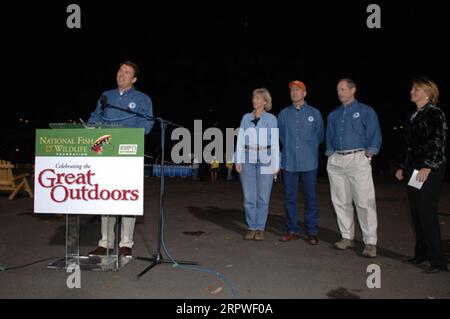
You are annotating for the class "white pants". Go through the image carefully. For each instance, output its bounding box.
[327,151,378,245]
[98,216,136,249]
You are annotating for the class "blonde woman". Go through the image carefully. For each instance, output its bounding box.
[395,77,448,273]
[235,88,280,241]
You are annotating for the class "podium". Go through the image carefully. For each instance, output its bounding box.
[34,124,145,271]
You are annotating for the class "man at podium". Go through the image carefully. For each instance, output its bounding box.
[87,61,154,257]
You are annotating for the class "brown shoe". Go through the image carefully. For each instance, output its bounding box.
[244,230,256,240]
[307,235,319,245]
[88,246,111,256]
[119,246,132,257]
[280,233,300,242]
[254,230,264,241]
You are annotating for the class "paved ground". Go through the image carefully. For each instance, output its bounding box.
[0,174,449,299]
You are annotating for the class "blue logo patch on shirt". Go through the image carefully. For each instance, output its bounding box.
[128,102,136,109]
[353,112,360,119]
[308,116,314,122]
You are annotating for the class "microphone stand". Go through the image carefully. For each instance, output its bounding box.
[98,103,199,278]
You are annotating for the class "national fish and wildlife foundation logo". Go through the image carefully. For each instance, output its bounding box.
[37,131,141,157]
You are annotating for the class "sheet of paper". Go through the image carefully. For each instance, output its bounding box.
[408,169,424,190]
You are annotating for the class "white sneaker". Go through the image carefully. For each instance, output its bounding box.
[362,244,377,258]
[334,238,354,250]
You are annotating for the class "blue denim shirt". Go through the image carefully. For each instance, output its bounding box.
[235,111,280,170]
[88,87,154,134]
[278,103,325,172]
[325,100,382,156]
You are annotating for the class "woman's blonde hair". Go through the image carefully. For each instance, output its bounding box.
[413,77,439,105]
[253,88,273,111]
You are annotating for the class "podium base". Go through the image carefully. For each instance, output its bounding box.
[47,255,133,271]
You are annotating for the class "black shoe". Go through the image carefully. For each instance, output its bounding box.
[422,266,448,274]
[402,257,426,265]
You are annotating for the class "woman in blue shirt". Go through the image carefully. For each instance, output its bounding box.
[235,88,280,241]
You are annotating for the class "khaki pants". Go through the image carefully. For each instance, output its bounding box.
[98,216,136,249]
[327,151,377,245]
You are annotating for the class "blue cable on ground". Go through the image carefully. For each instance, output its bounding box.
[155,119,240,299]
[159,205,240,299]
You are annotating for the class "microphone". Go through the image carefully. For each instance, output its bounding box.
[96,96,166,126]
[100,95,108,111]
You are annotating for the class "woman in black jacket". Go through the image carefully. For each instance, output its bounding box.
[395,77,448,273]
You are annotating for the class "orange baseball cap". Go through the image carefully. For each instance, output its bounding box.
[289,80,306,91]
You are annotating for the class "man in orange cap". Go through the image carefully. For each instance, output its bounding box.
[278,80,324,245]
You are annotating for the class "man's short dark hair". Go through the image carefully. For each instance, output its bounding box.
[120,61,140,78]
[339,78,356,89]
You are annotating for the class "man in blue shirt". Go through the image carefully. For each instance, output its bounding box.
[278,81,324,245]
[87,61,154,257]
[326,78,381,258]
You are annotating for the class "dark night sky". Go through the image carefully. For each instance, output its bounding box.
[2,1,450,163]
